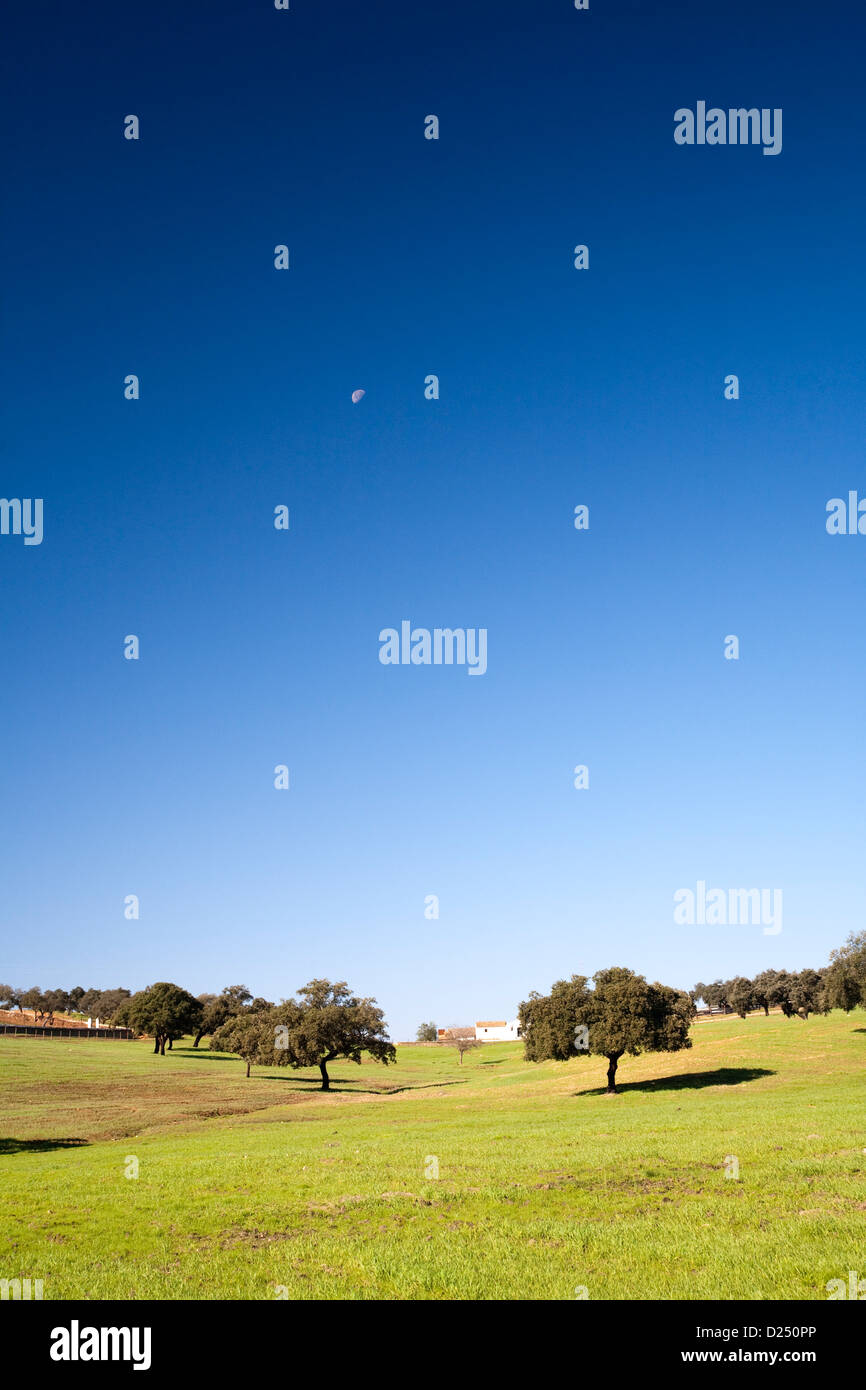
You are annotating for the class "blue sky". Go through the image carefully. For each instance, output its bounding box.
[2,0,864,1040]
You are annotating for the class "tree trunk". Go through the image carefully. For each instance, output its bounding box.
[167,1038,172,1050]
[152,1036,160,1054]
[763,1005,769,1015]
[606,1053,621,1094]
[319,1060,330,1091]
[193,1029,204,1048]
[246,1060,251,1078]
[159,1036,167,1055]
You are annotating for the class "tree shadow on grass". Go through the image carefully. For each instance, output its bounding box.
[576,1066,775,1097]
[166,1049,237,1061]
[0,1138,89,1155]
[254,1075,467,1096]
[164,1051,472,1095]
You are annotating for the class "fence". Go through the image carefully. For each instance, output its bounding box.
[0,1024,134,1040]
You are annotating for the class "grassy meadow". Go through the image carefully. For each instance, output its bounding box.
[1,1011,864,1300]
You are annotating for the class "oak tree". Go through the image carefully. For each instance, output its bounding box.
[520,966,694,1093]
[270,980,396,1091]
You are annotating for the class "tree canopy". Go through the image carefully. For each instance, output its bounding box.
[211,979,396,1088]
[211,1012,276,1077]
[118,982,203,1054]
[727,976,756,1019]
[0,984,21,1011]
[825,932,866,1012]
[192,985,253,1047]
[520,966,694,1093]
[270,980,396,1090]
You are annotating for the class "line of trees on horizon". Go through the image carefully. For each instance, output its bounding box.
[1,977,397,1089]
[693,969,828,1020]
[0,982,276,1040]
[0,985,132,1025]
[693,932,866,1021]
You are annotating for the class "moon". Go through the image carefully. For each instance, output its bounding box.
[351,389,365,403]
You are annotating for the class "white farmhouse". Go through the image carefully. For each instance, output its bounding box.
[474,1019,521,1041]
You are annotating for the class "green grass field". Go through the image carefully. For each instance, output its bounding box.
[1,1011,863,1300]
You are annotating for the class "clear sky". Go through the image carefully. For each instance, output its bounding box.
[2,0,864,1040]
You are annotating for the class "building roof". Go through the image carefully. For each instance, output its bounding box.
[476,1020,507,1028]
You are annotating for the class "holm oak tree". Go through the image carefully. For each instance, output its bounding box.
[520,966,694,1093]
